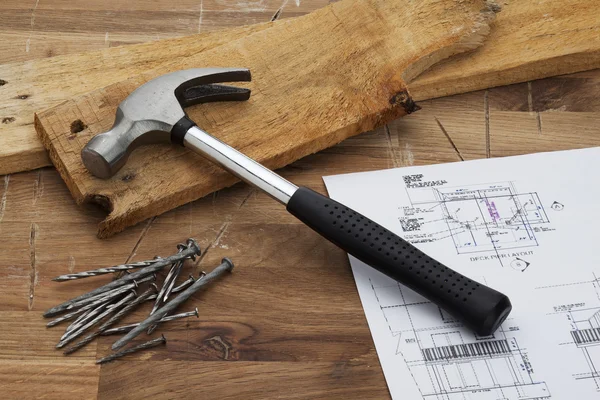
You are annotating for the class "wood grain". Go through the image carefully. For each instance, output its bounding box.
[0,0,320,175]
[409,0,600,100]
[1,1,600,399]
[3,0,600,175]
[0,24,273,175]
[36,0,495,238]
[1,83,599,398]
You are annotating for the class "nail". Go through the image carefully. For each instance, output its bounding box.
[112,258,233,350]
[62,304,106,340]
[63,331,101,355]
[59,274,154,324]
[160,246,187,303]
[150,245,187,316]
[147,244,189,334]
[170,275,196,294]
[98,284,158,331]
[52,259,161,282]
[97,335,167,364]
[57,291,136,349]
[101,308,199,336]
[47,303,91,329]
[44,239,201,318]
[63,280,139,313]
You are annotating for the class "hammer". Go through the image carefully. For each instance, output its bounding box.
[82,68,511,335]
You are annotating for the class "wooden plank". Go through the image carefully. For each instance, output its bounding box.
[35,0,495,238]
[0,23,273,175]
[97,362,388,399]
[0,0,323,175]
[3,1,600,176]
[0,360,99,400]
[409,0,600,100]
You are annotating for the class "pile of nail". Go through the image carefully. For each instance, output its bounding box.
[43,238,234,364]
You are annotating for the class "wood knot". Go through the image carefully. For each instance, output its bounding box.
[0,79,7,87]
[2,117,15,124]
[70,119,88,134]
[389,90,421,114]
[121,173,135,182]
[204,335,232,360]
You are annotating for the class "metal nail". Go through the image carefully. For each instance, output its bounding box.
[64,280,138,313]
[57,291,136,349]
[62,304,107,340]
[63,331,101,355]
[44,239,201,318]
[101,308,199,336]
[160,246,187,303]
[112,258,233,350]
[150,245,186,317]
[170,275,196,294]
[55,307,93,331]
[147,244,188,334]
[98,284,158,331]
[97,335,167,364]
[52,259,161,282]
[59,274,156,318]
[65,285,160,355]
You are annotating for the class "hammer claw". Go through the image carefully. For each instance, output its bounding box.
[180,84,251,108]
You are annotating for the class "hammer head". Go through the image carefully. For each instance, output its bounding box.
[81,68,251,179]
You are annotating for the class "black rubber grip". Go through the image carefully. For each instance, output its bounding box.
[287,187,511,336]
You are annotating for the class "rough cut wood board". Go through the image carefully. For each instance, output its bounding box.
[0,0,320,176]
[36,0,496,238]
[2,0,600,175]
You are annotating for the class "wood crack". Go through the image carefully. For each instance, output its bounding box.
[0,175,9,225]
[484,90,491,158]
[28,223,38,310]
[434,117,464,161]
[197,0,204,33]
[238,189,255,210]
[25,0,41,53]
[271,0,289,21]
[528,81,543,135]
[194,221,230,270]
[384,125,400,168]
[124,216,156,264]
[33,169,43,205]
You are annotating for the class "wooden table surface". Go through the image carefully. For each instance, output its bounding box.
[1,1,599,399]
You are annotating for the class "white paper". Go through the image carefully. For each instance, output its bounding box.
[323,147,600,399]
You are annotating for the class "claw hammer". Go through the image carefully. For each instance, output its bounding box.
[82,68,511,335]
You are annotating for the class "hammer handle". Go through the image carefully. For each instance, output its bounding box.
[182,125,511,336]
[286,187,511,336]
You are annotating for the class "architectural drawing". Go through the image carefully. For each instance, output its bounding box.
[372,278,550,399]
[324,147,600,399]
[398,181,556,267]
[538,273,600,391]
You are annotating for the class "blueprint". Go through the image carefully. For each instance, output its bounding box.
[323,147,600,399]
